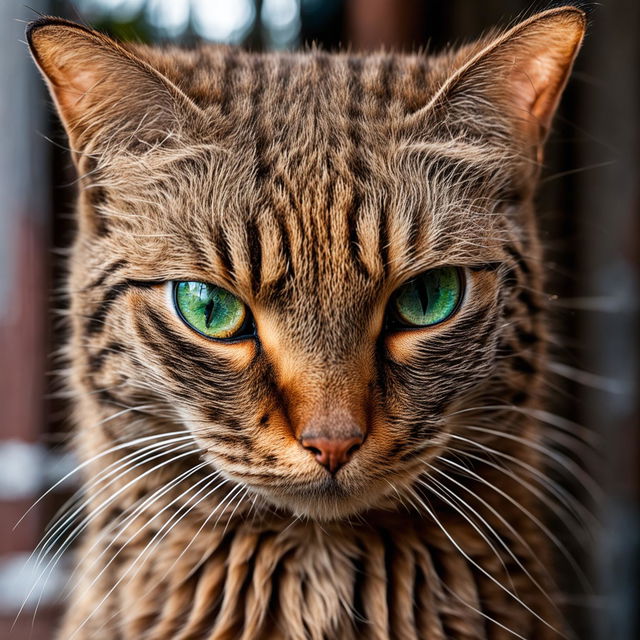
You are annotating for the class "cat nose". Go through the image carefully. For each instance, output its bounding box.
[300,433,364,474]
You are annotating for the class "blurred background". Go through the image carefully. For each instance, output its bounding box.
[0,0,637,638]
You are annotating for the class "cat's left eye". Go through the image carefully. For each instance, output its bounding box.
[173,281,254,340]
[389,266,464,329]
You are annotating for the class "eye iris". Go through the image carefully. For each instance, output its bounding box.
[175,282,246,339]
[393,267,461,327]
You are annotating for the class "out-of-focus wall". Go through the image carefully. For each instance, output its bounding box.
[0,2,56,636]
[576,4,640,638]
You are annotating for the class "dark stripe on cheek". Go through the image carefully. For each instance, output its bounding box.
[420,304,495,350]
[212,450,253,466]
[399,444,432,462]
[204,432,253,447]
[144,306,215,367]
[88,341,126,374]
[86,184,108,210]
[86,283,129,336]
[139,306,247,410]
[386,440,407,460]
[91,210,110,238]
[134,325,205,397]
[86,259,128,291]
[98,388,118,405]
[134,320,209,391]
[86,279,163,337]
[262,453,278,465]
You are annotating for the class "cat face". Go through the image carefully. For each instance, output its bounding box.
[29,9,584,520]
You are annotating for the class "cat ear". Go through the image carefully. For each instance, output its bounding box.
[26,17,202,159]
[415,7,586,160]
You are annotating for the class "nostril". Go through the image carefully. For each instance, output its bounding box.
[300,434,364,473]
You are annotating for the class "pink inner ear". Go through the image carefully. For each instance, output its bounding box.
[30,23,201,152]
[508,51,570,138]
[503,13,585,145]
[55,68,101,115]
[68,69,100,95]
[30,29,117,128]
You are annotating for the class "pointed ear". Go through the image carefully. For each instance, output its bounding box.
[26,17,201,159]
[418,7,586,160]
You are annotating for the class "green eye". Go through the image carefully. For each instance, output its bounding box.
[391,267,463,328]
[174,282,250,340]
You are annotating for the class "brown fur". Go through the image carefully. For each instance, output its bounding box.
[28,7,586,639]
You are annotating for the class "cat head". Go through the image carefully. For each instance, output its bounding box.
[28,8,584,520]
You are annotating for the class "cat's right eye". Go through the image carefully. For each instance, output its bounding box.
[173,281,254,340]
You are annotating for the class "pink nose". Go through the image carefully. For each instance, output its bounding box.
[300,434,364,473]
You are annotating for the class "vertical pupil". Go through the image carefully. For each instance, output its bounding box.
[204,297,215,328]
[416,277,430,314]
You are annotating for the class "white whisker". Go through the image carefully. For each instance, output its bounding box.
[461,425,602,502]
[439,450,592,592]
[67,461,213,593]
[427,463,561,610]
[407,485,529,640]
[16,446,198,627]
[15,430,192,530]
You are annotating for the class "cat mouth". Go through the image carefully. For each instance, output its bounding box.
[293,473,353,496]
[243,469,401,520]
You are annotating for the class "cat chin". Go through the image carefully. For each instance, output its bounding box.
[263,493,387,521]
[247,477,400,522]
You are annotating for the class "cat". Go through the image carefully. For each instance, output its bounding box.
[27,6,586,639]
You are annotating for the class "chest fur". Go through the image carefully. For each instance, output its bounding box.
[58,507,560,640]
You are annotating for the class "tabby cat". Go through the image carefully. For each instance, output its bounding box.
[27,6,587,639]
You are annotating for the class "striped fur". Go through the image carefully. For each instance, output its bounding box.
[28,7,586,639]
